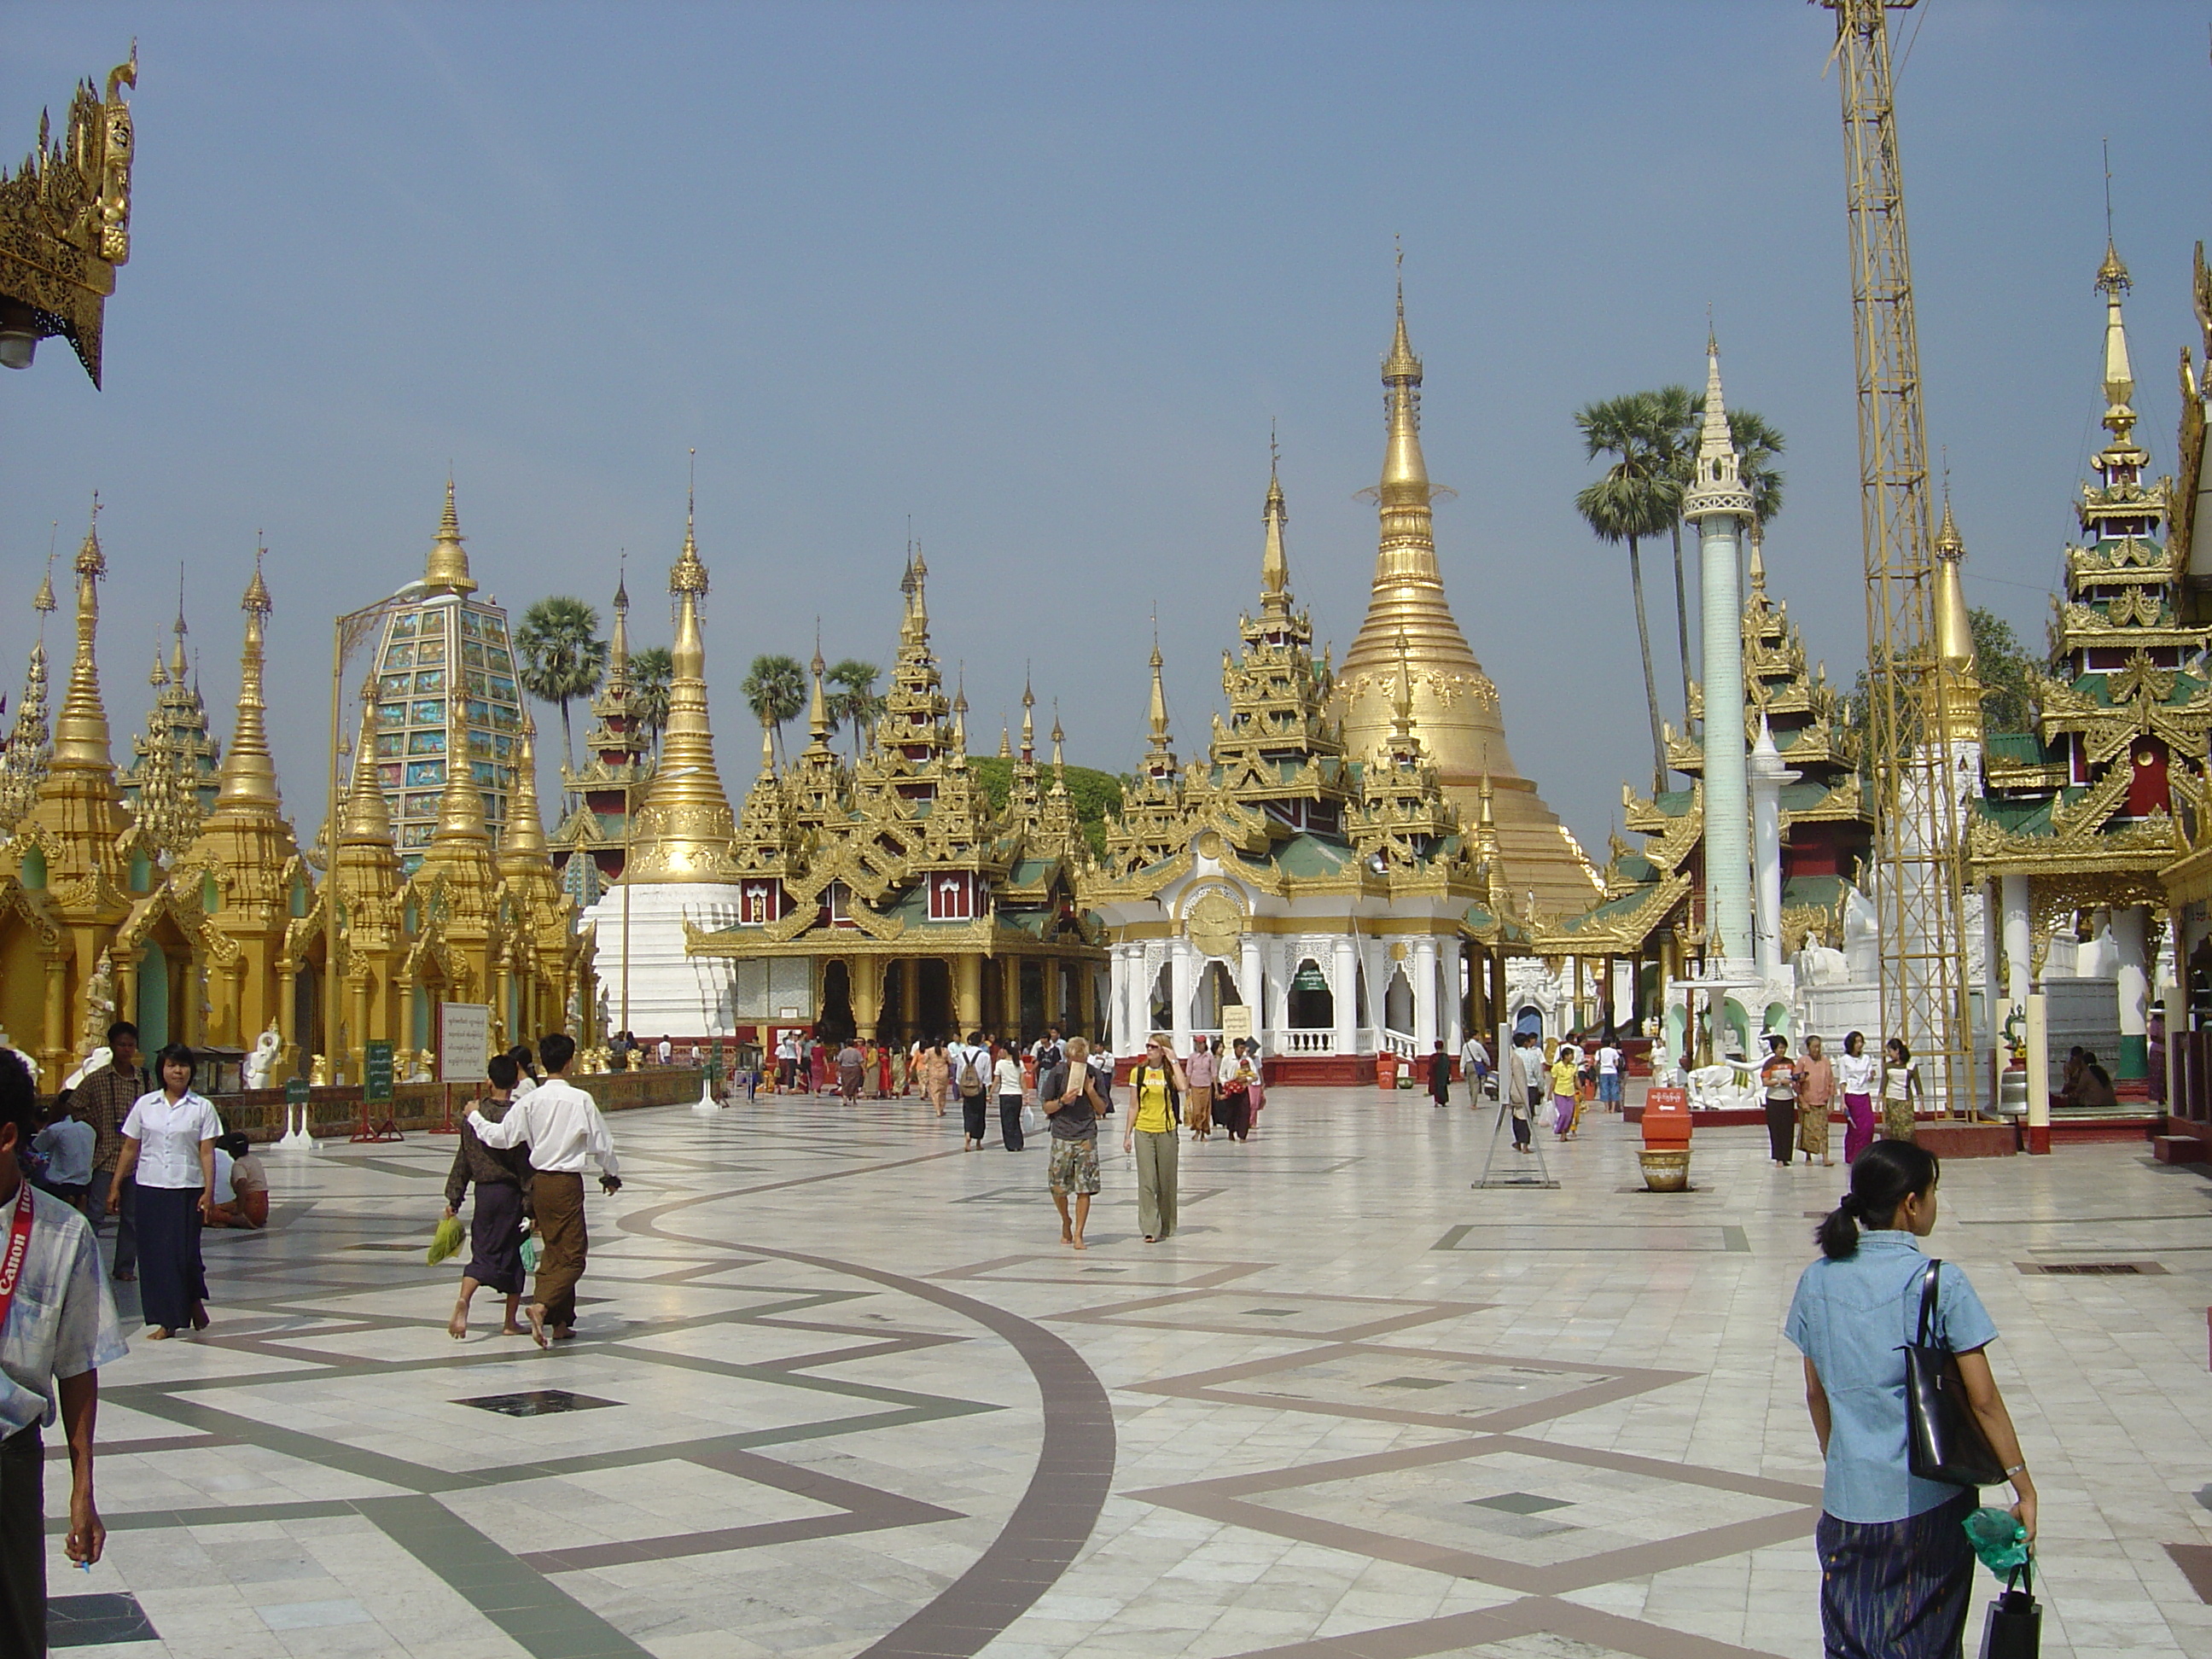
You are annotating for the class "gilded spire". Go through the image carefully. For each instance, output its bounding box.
[1682,334,1753,523]
[1020,672,1036,762]
[50,501,114,771]
[608,556,631,680]
[1145,632,1173,765]
[0,567,54,832]
[1260,439,1290,607]
[32,554,54,618]
[211,541,281,815]
[951,668,969,760]
[998,720,1012,760]
[806,636,832,753]
[757,714,776,779]
[2095,239,2141,454]
[434,697,489,846]
[339,700,393,846]
[1930,492,1982,742]
[1051,703,1066,775]
[422,477,477,596]
[625,490,739,883]
[498,716,549,873]
[1389,627,1417,747]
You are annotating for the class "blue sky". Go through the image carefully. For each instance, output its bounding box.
[3,2,2204,858]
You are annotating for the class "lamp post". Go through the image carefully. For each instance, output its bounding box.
[620,765,701,1044]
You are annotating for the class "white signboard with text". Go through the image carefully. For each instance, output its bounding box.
[439,1002,492,1083]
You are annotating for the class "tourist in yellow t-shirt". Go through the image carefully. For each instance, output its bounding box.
[1550,1042,1583,1138]
[1123,1033,1190,1243]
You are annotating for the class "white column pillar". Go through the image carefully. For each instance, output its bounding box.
[1107,946,1129,1052]
[1168,941,1195,1055]
[1748,719,1793,981]
[2116,904,2151,1080]
[1331,935,1359,1056]
[1238,934,1265,1053]
[1442,938,1464,1056]
[2000,873,2031,1008]
[1412,937,1439,1054]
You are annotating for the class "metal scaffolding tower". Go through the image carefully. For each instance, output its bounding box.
[1826,0,1975,1114]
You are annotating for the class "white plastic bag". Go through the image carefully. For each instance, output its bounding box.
[1020,1102,1047,1138]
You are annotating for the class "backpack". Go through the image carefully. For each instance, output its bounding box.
[958,1047,991,1097]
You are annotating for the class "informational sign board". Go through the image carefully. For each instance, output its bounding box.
[363,1040,395,1104]
[1645,1086,1690,1115]
[284,1077,310,1109]
[1220,1005,1254,1041]
[439,1002,492,1083]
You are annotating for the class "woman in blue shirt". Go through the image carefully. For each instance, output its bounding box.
[1785,1140,2036,1658]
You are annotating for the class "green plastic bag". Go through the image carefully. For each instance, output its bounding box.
[1963,1505,2029,1575]
[520,1231,540,1273]
[427,1214,464,1266]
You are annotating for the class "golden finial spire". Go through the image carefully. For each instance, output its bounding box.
[211,538,281,814]
[626,479,739,883]
[339,700,393,846]
[32,543,55,620]
[757,713,776,779]
[1747,529,1767,595]
[805,630,832,752]
[422,476,477,595]
[50,497,114,771]
[1383,237,1419,382]
[605,552,631,681]
[998,719,1012,760]
[1389,626,1417,745]
[434,696,488,846]
[1932,490,1971,665]
[951,665,969,758]
[1260,433,1290,606]
[1021,669,1035,761]
[1051,701,1066,775]
[498,715,549,871]
[1144,617,1173,766]
[2096,235,2139,451]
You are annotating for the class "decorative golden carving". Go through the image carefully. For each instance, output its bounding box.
[0,49,134,386]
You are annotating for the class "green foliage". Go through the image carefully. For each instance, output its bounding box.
[1844,606,2039,756]
[628,645,672,756]
[825,659,885,757]
[514,596,608,779]
[1969,607,2039,736]
[742,654,806,756]
[966,756,1123,858]
[1574,389,1679,789]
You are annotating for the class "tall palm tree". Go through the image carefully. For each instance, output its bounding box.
[1717,406,1786,528]
[1643,383,1700,724]
[513,597,607,784]
[1575,392,1681,793]
[825,660,885,760]
[628,645,672,760]
[742,653,806,761]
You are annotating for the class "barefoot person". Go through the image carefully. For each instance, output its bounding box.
[443,1054,533,1340]
[0,1048,126,1658]
[108,1045,219,1341]
[465,1034,620,1348]
[1043,1037,1106,1250]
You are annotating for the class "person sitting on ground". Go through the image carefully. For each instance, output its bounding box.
[32,1091,95,1214]
[2074,1050,2117,1109]
[204,1132,270,1231]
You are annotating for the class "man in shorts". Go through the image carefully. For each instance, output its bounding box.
[1042,1037,1103,1250]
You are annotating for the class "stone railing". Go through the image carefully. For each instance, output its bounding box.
[204,1068,709,1143]
[1380,1028,1417,1061]
[1281,1029,1335,1055]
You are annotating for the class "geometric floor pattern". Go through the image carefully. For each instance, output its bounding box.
[49,1085,2212,1656]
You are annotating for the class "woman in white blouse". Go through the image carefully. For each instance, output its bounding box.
[108,1045,220,1339]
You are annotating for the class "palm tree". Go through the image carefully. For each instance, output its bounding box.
[1717,406,1785,528]
[825,659,884,759]
[1575,392,1681,793]
[513,597,607,784]
[742,654,806,761]
[628,645,672,759]
[1643,384,1701,724]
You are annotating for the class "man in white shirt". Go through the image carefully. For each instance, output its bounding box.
[466,1033,620,1348]
[1595,1038,1625,1111]
[1459,1034,1492,1109]
[0,1049,126,1655]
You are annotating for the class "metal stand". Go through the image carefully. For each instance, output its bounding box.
[1474,1087,1557,1190]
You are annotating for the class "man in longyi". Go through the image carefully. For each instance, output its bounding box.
[465,1033,620,1348]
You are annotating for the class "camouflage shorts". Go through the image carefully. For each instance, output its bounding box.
[1048,1136,1100,1196]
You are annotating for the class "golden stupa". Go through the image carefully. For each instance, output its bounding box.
[1331,282,1599,917]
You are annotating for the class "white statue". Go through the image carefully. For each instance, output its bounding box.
[242,1027,282,1091]
[1686,1059,1759,1113]
[63,1046,110,1092]
[1647,1036,1677,1086]
[1796,930,1849,987]
[405,1048,435,1083]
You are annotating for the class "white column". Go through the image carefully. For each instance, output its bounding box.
[1107,946,1129,1051]
[1699,511,1750,968]
[2000,873,2031,1008]
[2115,904,2151,1080]
[1331,935,1359,1056]
[1748,720,1793,981]
[1442,938,1464,1056]
[1412,937,1439,1053]
[1169,941,1195,1055]
[1238,934,1265,1053]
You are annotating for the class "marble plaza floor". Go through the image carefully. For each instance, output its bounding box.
[45,1083,2212,1658]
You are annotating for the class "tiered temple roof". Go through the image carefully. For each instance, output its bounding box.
[1970,240,2212,905]
[120,602,221,863]
[552,562,654,905]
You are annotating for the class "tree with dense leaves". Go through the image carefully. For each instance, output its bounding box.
[742,654,806,762]
[628,645,672,759]
[514,597,608,786]
[1575,391,1682,793]
[825,660,885,759]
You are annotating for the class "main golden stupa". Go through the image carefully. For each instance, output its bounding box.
[1330,285,1599,916]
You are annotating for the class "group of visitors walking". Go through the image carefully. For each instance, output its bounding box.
[1762,1030,1920,1168]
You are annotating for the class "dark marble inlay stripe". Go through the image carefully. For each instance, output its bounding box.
[621,1204,1117,1659]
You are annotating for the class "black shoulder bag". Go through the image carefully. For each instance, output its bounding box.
[1904,1258,2006,1487]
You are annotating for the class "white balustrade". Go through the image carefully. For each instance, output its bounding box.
[1381,1028,1417,1061]
[1283,1028,1334,1055]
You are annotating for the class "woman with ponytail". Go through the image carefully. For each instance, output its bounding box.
[1785,1140,2036,1656]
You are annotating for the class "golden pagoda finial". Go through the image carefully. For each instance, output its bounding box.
[50,496,114,771]
[757,713,776,779]
[1260,435,1290,605]
[1389,626,1417,744]
[952,665,969,759]
[1747,528,1767,595]
[211,538,281,815]
[2095,232,2139,451]
[339,699,393,846]
[498,714,549,872]
[1144,619,1173,767]
[605,552,631,681]
[806,629,832,751]
[1932,490,1971,665]
[32,540,55,620]
[998,719,1012,760]
[422,476,477,596]
[1384,237,1418,382]
[1051,701,1066,775]
[1021,669,1036,761]
[434,696,488,846]
[626,484,739,883]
